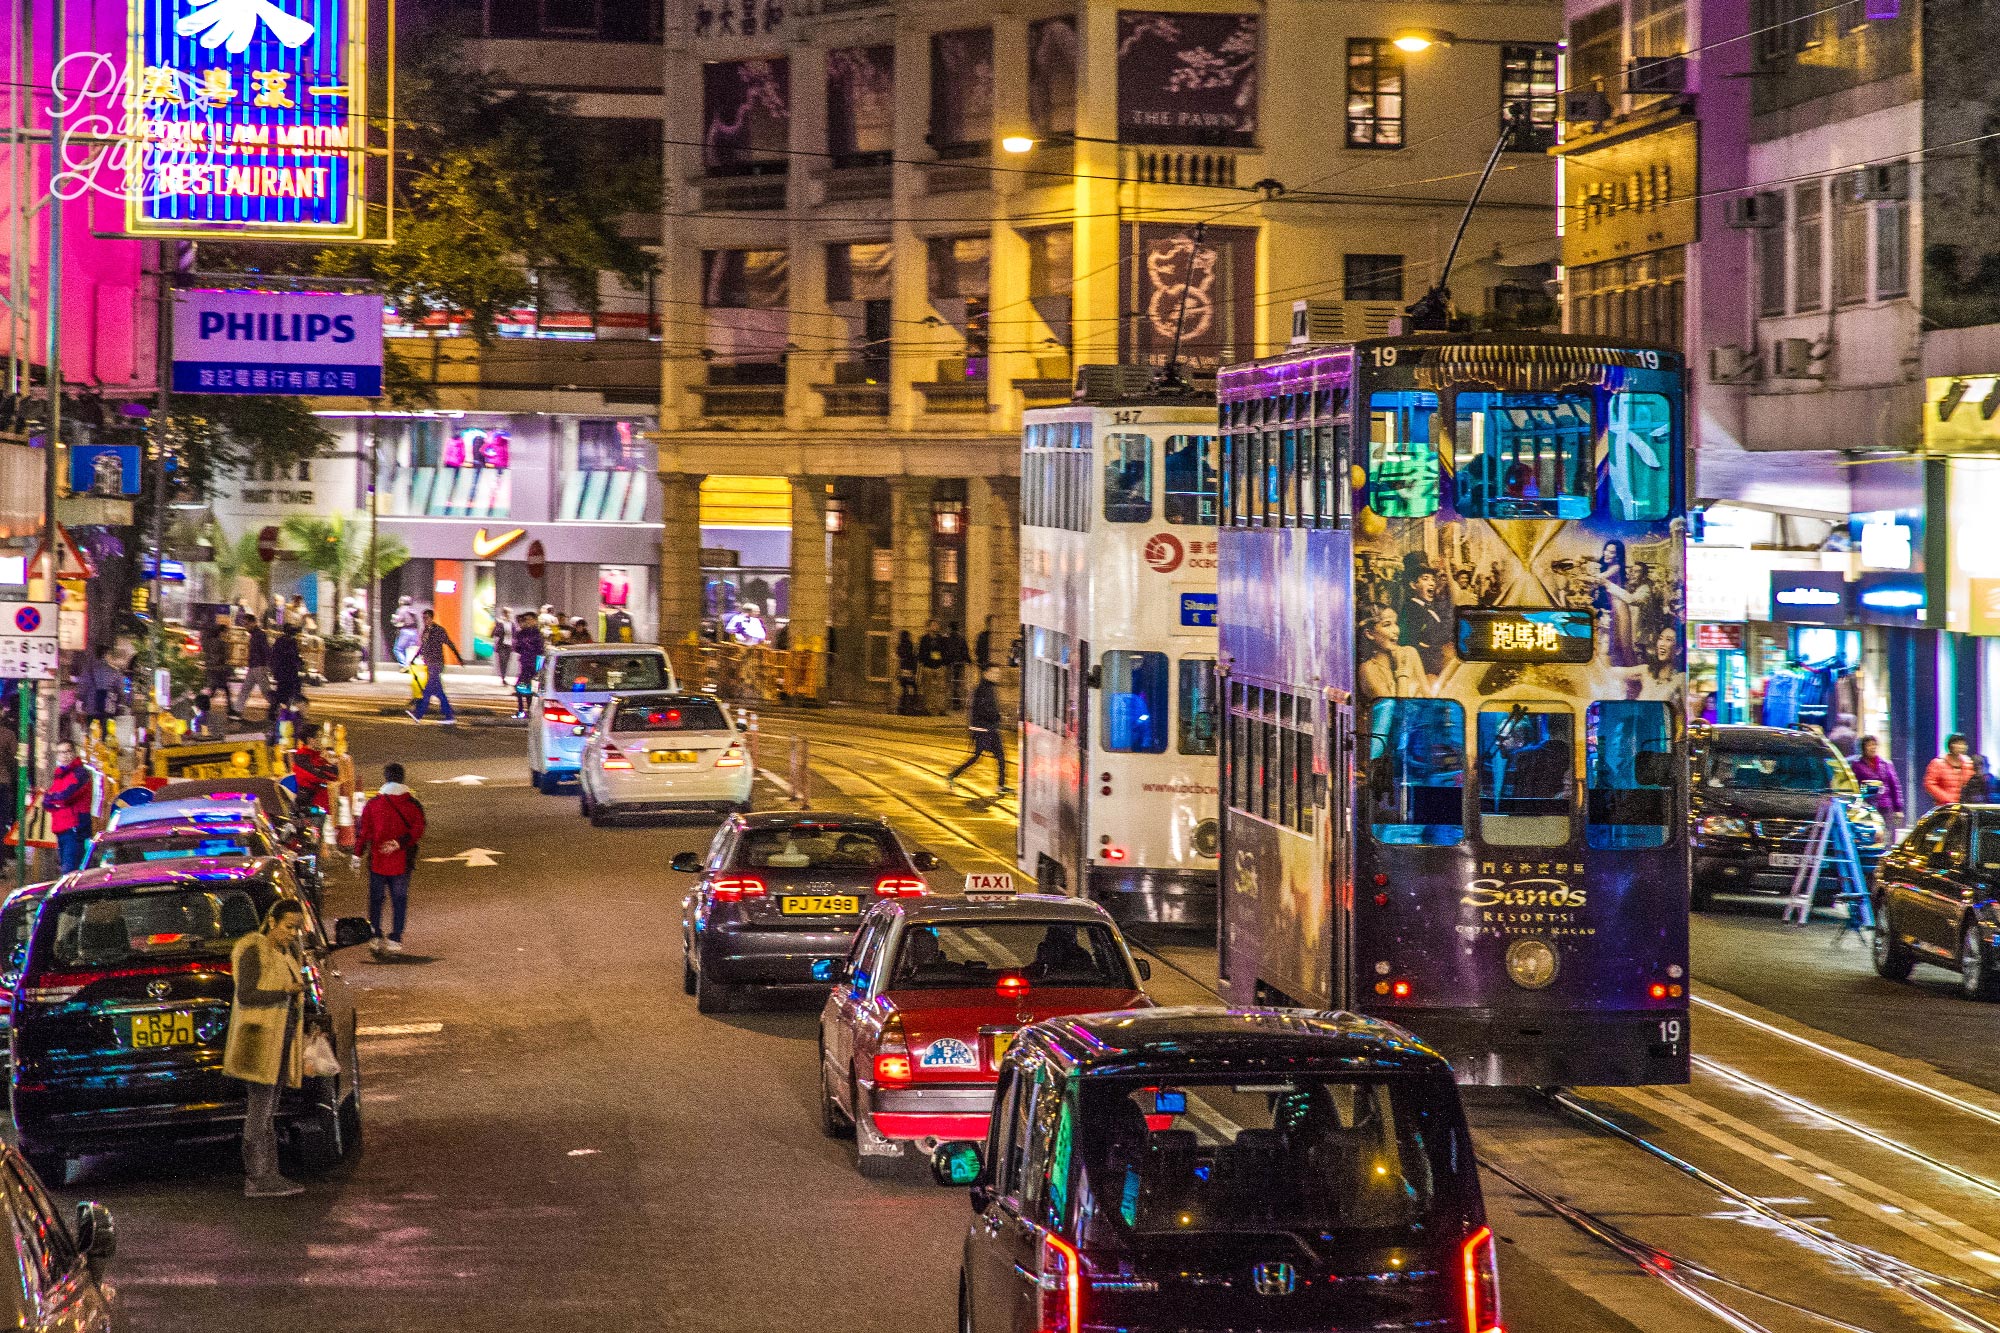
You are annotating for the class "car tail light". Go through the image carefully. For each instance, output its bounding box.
[601,743,633,771]
[1035,1231,1083,1333]
[874,1052,912,1084]
[1462,1226,1503,1333]
[714,741,747,769]
[998,973,1030,1000]
[872,875,928,898]
[710,875,767,903]
[874,1012,911,1085]
[543,701,580,726]
[23,959,228,1006]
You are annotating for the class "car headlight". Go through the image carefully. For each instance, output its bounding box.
[1699,815,1749,838]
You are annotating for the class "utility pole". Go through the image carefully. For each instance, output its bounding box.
[35,0,67,818]
[366,409,380,683]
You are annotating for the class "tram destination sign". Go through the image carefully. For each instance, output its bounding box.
[1455,609,1594,664]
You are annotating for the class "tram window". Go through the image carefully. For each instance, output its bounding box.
[1264,429,1282,522]
[1165,436,1219,525]
[1280,429,1300,526]
[1178,659,1219,755]
[1104,433,1152,522]
[1246,432,1267,526]
[1367,391,1440,519]
[1260,716,1277,822]
[1279,725,1297,826]
[1229,690,1252,810]
[1608,391,1673,521]
[1366,699,1465,846]
[1102,651,1169,754]
[1586,701,1672,849]
[1476,702,1576,847]
[1453,392,1592,520]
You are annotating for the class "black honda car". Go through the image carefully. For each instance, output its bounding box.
[676,812,938,1013]
[9,858,374,1183]
[1874,804,2000,999]
[1690,723,1888,909]
[933,1007,1498,1333]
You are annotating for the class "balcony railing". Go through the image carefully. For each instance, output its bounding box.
[1133,150,1237,187]
[914,380,990,414]
[693,168,789,212]
[690,384,786,418]
[814,381,890,416]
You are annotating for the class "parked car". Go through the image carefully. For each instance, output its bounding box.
[819,892,1150,1177]
[1874,803,2000,998]
[9,858,373,1183]
[676,813,937,1014]
[578,693,752,824]
[104,789,326,910]
[935,1007,1499,1333]
[1690,723,1887,910]
[84,818,278,871]
[0,882,55,1050]
[528,645,676,793]
[0,1139,116,1330]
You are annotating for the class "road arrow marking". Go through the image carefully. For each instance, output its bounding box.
[430,774,489,786]
[425,847,501,867]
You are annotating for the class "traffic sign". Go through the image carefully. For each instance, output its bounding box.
[257,525,280,563]
[0,601,59,681]
[526,540,546,580]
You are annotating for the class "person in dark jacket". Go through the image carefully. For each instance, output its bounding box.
[234,614,272,719]
[895,631,919,715]
[1968,754,1996,806]
[200,611,233,700]
[512,612,545,718]
[944,622,971,710]
[916,620,950,715]
[946,668,1011,794]
[974,615,997,670]
[268,622,304,710]
[410,610,465,723]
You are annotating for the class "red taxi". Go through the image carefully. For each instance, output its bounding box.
[817,889,1151,1178]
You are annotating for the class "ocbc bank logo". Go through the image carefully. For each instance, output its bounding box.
[1144,532,1185,574]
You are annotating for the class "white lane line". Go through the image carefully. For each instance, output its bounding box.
[756,767,795,797]
[358,1021,443,1037]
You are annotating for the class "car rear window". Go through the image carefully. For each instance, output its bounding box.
[94,831,268,866]
[1706,743,1856,794]
[0,898,35,984]
[612,699,727,732]
[738,827,894,870]
[556,653,667,692]
[39,888,265,970]
[891,922,1132,989]
[1071,1076,1468,1243]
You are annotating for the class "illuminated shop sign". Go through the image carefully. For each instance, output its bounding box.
[1767,571,1850,625]
[123,0,384,240]
[1454,609,1594,663]
[1855,572,1925,626]
[172,289,383,395]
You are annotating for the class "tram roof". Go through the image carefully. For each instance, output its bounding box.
[1221,331,1684,376]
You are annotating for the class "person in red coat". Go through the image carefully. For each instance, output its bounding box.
[352,762,426,957]
[43,740,94,874]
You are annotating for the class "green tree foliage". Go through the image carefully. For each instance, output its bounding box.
[203,523,270,606]
[280,513,410,611]
[316,44,659,341]
[166,395,334,501]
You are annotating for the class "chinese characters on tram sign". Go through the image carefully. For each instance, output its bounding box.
[1455,609,1595,664]
[128,0,377,240]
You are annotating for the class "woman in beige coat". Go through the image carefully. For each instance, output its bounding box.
[226,900,307,1198]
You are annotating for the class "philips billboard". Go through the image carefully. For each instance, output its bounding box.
[172,289,382,396]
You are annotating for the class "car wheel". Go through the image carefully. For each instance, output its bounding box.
[1872,902,1914,981]
[1962,922,1999,1001]
[290,1094,348,1175]
[579,788,594,817]
[533,768,552,794]
[589,803,611,828]
[682,948,698,997]
[818,1038,853,1139]
[1689,876,1714,912]
[959,1273,973,1333]
[19,1145,67,1188]
[851,1077,900,1179]
[695,962,732,1015]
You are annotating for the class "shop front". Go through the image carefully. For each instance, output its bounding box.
[1685,542,1833,726]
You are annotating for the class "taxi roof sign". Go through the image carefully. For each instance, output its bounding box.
[963,872,1016,901]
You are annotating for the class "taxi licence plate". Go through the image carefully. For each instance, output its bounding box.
[989,1031,1015,1066]
[128,1012,196,1049]
[649,750,698,765]
[780,895,859,915]
[1769,853,1808,869]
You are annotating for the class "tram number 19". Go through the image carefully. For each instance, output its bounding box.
[1655,1018,1685,1055]
[1369,347,1398,367]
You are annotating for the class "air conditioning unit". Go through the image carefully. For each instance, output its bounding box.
[1708,345,1762,383]
[1626,55,1687,95]
[1564,90,1613,124]
[1290,299,1401,347]
[1724,192,1782,229]
[1852,161,1910,201]
[1772,337,1822,380]
[1074,364,1153,401]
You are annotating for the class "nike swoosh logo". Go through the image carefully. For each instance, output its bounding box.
[471,527,526,559]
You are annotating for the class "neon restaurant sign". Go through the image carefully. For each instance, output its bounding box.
[51,0,389,242]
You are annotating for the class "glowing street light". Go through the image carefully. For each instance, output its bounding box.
[1000,135,1037,155]
[1392,29,1451,52]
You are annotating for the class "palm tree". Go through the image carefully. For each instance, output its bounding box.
[203,523,269,608]
[280,514,410,617]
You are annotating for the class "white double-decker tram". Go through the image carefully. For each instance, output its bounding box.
[1017,370,1222,927]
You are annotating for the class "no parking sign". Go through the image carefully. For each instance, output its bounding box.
[0,602,59,680]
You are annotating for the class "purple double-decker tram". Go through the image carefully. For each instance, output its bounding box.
[1215,334,1690,1087]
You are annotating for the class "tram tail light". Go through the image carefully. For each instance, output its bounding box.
[1462,1226,1503,1333]
[1648,982,1685,1000]
[1035,1231,1083,1333]
[710,875,767,902]
[1102,846,1127,861]
[1392,980,1411,998]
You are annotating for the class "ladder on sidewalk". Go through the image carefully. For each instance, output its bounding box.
[1782,796,1875,940]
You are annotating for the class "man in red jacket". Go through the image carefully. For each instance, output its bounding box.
[43,740,95,874]
[352,762,426,958]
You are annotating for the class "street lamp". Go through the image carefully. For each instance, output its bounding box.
[1391,28,1520,50]
[999,131,1122,155]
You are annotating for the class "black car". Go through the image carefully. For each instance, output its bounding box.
[1874,804,2000,999]
[1690,723,1887,909]
[9,857,374,1183]
[675,812,938,1014]
[0,1140,116,1330]
[934,1007,1498,1333]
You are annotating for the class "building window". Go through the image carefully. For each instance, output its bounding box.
[826,46,895,168]
[1566,251,1685,350]
[1567,5,1623,98]
[1833,175,1869,307]
[1500,45,1559,152]
[1792,179,1824,313]
[1757,199,1789,317]
[1345,40,1404,149]
[1752,0,1821,64]
[1876,194,1910,299]
[1631,0,1687,58]
[1344,254,1404,301]
[702,249,789,308]
[929,28,995,159]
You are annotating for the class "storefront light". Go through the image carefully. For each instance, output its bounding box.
[826,498,847,534]
[933,502,965,536]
